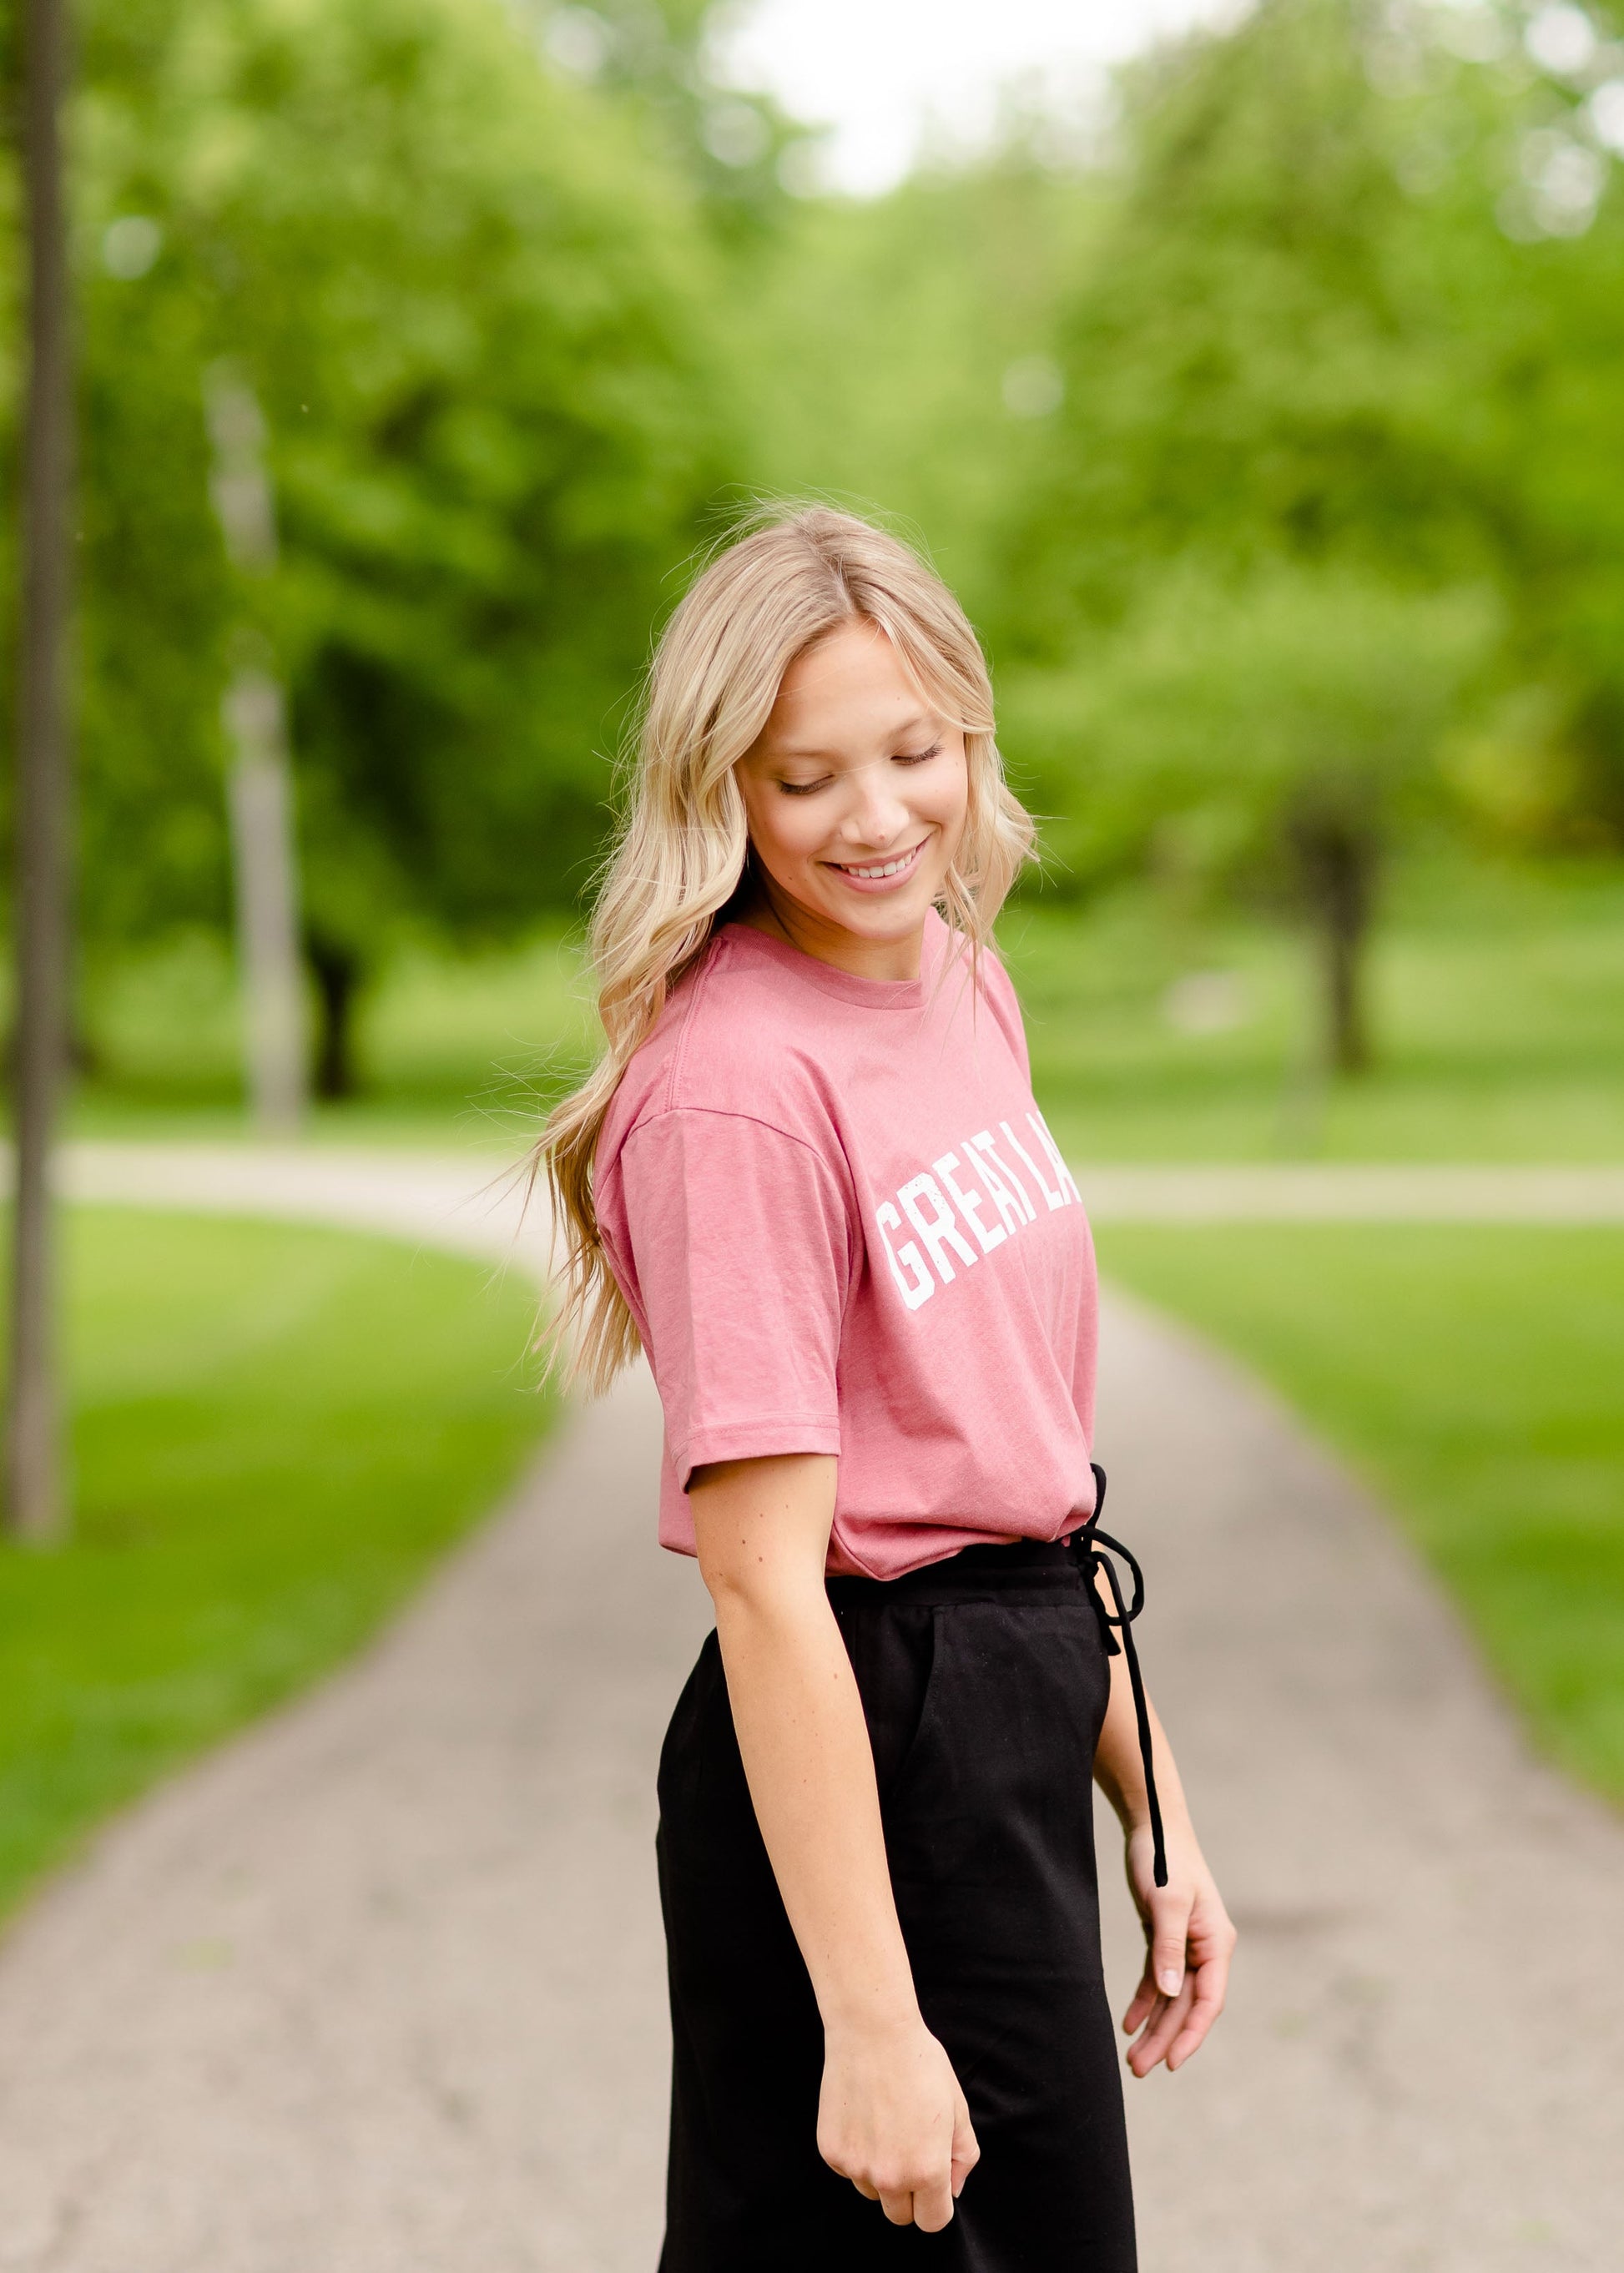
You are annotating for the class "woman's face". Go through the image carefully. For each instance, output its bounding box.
[734,619,969,978]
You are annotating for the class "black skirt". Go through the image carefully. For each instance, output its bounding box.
[655,1538,1137,2271]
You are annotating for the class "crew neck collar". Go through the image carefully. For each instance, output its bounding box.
[717,912,951,1011]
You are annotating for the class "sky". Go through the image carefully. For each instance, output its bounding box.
[713,0,1248,194]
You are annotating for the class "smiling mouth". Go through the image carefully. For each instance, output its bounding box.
[826,839,928,882]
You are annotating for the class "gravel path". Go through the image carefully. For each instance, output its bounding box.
[0,1145,1618,2270]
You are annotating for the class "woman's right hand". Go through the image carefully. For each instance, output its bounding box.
[816,2013,980,2230]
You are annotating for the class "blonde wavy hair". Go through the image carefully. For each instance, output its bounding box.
[532,505,1036,1392]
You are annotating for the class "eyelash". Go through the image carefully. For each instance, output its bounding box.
[776,742,942,797]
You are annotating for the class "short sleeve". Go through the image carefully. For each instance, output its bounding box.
[618,1109,852,1487]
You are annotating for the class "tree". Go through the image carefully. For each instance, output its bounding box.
[1001,569,1494,1071]
[996,0,1485,647]
[3,0,735,1096]
[5,0,73,1542]
[995,0,1624,834]
[527,0,804,242]
[725,144,1107,623]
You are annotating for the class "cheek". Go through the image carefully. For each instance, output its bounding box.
[928,748,971,836]
[740,783,819,873]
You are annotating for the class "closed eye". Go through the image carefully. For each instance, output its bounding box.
[774,740,941,794]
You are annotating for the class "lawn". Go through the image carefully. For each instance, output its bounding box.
[68,854,1624,1163]
[1004,854,1624,1164]
[73,927,597,1150]
[45,851,1624,1821]
[0,1209,552,1920]
[1095,1224,1624,1806]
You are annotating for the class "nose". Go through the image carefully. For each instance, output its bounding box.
[837,760,910,851]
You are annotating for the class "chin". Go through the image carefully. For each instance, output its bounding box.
[825,890,932,935]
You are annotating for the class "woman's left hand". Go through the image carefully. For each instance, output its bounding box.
[1120,1822,1237,2078]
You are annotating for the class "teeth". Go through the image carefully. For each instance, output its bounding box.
[840,847,918,879]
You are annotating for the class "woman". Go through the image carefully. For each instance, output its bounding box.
[536,508,1235,2268]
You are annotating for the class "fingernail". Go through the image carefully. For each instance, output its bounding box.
[1158,1968,1183,1996]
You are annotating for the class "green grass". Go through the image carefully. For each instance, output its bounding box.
[1096,1225,1624,1805]
[45,854,1624,1831]
[73,927,596,1148]
[1004,855,1624,1163]
[69,854,1624,1162]
[0,1209,552,1920]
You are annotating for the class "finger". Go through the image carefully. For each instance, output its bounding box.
[911,2174,956,2234]
[1133,1975,1195,2069]
[879,2189,915,2227]
[1122,1983,1168,2073]
[1125,1998,1167,2078]
[1122,1966,1160,2037]
[1167,1960,1230,2070]
[851,2177,880,2201]
[1128,1975,1197,2077]
[1131,1979,1196,2077]
[951,2099,981,2196]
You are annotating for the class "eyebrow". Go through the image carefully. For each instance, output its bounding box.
[769,713,938,763]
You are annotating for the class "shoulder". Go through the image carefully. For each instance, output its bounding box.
[596,926,841,1186]
[977,936,1026,1043]
[976,932,1031,1081]
[929,914,1029,1067]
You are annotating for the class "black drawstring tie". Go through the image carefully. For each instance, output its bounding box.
[1072,1462,1168,1889]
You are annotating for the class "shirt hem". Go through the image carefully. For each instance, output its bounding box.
[677,1419,843,1490]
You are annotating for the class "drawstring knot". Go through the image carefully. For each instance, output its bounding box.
[1072,1462,1168,1890]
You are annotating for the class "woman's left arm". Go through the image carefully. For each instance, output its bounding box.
[1092,1663,1238,2079]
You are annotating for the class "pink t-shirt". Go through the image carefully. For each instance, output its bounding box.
[594,912,1099,1580]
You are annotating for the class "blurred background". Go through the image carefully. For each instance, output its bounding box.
[0,0,1621,2086]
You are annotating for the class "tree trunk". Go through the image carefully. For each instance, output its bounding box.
[224,672,307,1133]
[1292,811,1377,1077]
[208,370,307,1136]
[305,932,365,1101]
[6,0,74,1546]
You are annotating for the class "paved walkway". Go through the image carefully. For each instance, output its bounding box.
[56,1140,1624,1226]
[0,1147,1620,2270]
[59,1142,556,1272]
[1071,1161,1624,1222]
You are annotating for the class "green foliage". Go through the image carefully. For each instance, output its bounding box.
[729,149,1106,621]
[996,0,1624,839]
[999,0,1495,632]
[526,0,806,238]
[1004,566,1495,1066]
[4,0,734,971]
[7,0,1622,1086]
[1004,567,1494,886]
[720,0,1624,972]
[0,1207,551,1917]
[1097,1222,1624,1803]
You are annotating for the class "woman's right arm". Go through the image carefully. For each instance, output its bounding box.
[688,1452,979,2233]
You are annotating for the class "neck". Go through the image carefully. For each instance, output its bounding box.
[739,878,926,983]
